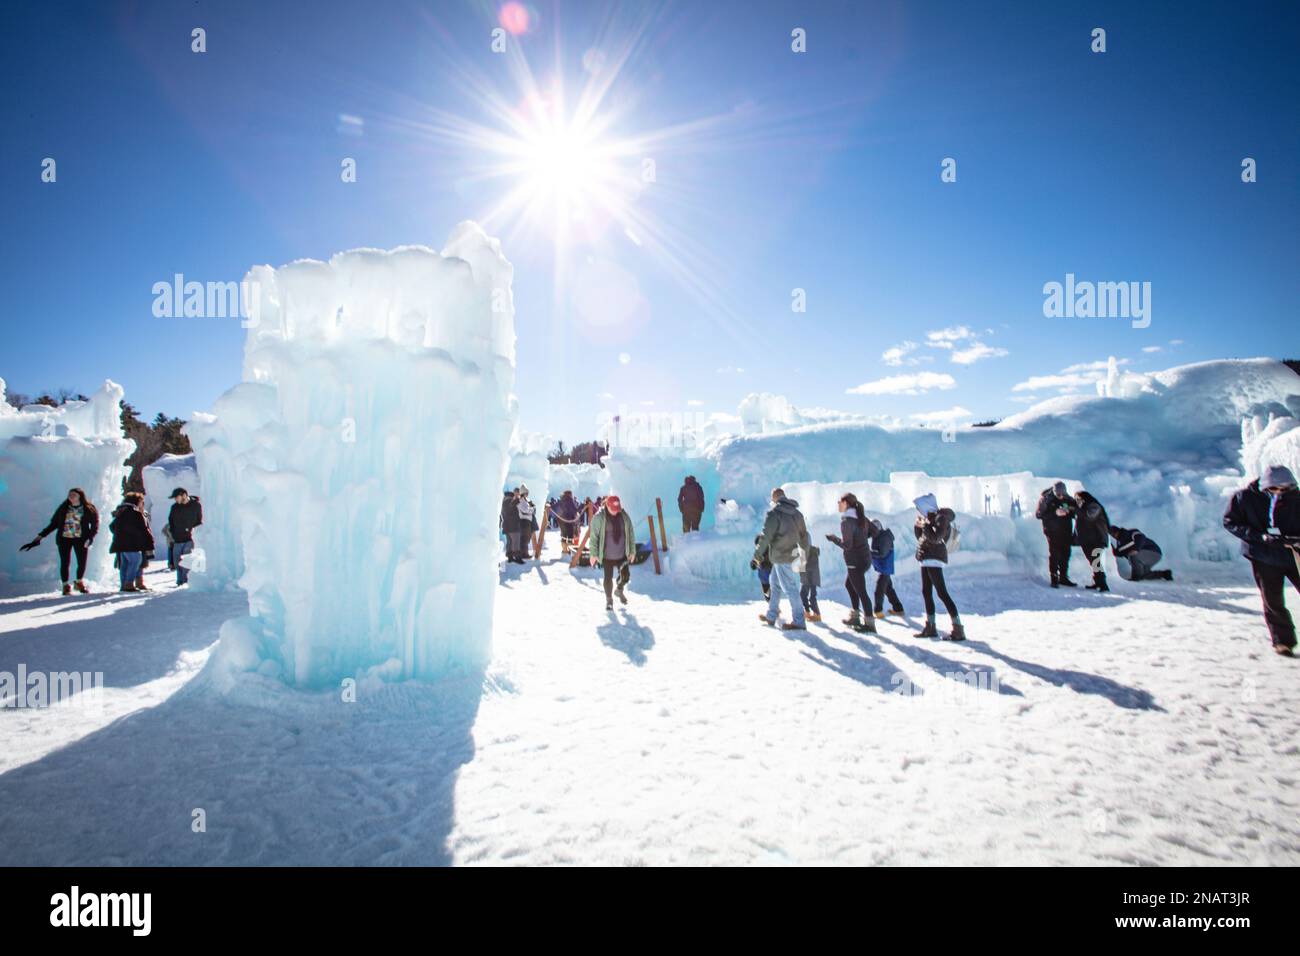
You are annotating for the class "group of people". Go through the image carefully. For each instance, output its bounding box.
[749,489,962,639]
[1034,481,1174,590]
[20,486,202,593]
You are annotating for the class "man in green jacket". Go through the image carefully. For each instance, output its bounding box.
[589,495,636,611]
[751,488,811,630]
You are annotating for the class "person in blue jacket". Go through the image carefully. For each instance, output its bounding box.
[868,518,905,618]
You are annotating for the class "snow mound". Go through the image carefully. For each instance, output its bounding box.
[189,223,517,687]
[0,380,134,585]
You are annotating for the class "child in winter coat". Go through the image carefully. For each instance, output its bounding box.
[913,493,964,640]
[753,534,772,600]
[868,519,904,618]
[796,543,822,622]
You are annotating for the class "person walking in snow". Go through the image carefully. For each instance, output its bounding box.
[589,494,636,610]
[167,487,203,586]
[752,489,810,630]
[1073,490,1110,592]
[555,489,581,555]
[913,493,965,640]
[825,493,876,634]
[1223,465,1300,656]
[796,542,822,623]
[1035,481,1078,588]
[753,535,773,600]
[1109,526,1173,581]
[868,518,905,619]
[677,475,705,533]
[109,492,153,593]
[19,487,99,596]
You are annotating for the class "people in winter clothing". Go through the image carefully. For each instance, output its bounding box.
[1223,467,1300,655]
[516,490,536,561]
[868,519,904,617]
[589,495,636,609]
[754,535,773,599]
[753,489,810,630]
[20,488,99,594]
[825,493,876,633]
[913,493,964,640]
[167,487,202,586]
[110,492,153,592]
[501,490,522,561]
[1073,490,1110,592]
[1035,481,1078,587]
[1110,526,1173,581]
[677,475,706,533]
[555,490,581,554]
[796,543,821,622]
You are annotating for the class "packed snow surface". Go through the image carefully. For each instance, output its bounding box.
[186,223,517,686]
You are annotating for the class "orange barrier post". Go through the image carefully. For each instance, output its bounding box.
[533,503,550,560]
[655,497,669,551]
[570,502,596,569]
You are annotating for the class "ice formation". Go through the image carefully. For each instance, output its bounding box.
[547,462,610,504]
[141,453,200,559]
[191,223,517,687]
[0,379,134,585]
[504,431,552,503]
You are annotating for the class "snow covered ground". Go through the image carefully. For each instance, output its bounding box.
[1,536,1296,866]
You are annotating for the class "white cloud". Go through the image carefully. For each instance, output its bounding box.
[1060,358,1129,374]
[1008,395,1040,404]
[1169,339,1184,346]
[686,399,704,407]
[951,342,1009,365]
[1011,373,1098,393]
[925,325,976,349]
[910,405,972,424]
[882,340,920,366]
[1142,345,1162,353]
[847,371,957,396]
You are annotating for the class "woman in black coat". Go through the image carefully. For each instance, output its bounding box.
[109,492,154,593]
[19,488,99,595]
[825,493,876,633]
[1073,491,1111,592]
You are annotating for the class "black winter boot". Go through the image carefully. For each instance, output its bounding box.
[916,617,938,638]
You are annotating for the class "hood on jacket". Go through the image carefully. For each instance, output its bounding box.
[913,493,938,515]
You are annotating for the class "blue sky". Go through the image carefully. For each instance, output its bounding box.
[2,0,1297,440]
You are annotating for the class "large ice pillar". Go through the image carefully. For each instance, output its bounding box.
[191,223,517,686]
[0,379,134,585]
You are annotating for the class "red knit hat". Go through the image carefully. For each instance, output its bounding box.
[606,496,622,513]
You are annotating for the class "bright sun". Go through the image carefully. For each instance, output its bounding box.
[512,113,626,222]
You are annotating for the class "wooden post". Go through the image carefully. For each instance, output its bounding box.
[647,516,662,575]
[655,497,669,552]
[533,503,550,560]
[570,502,596,569]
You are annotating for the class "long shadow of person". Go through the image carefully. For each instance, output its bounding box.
[596,610,655,666]
[870,631,1024,698]
[962,640,1162,711]
[782,625,918,695]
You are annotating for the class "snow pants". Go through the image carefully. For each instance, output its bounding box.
[873,572,903,613]
[1046,532,1072,582]
[920,566,959,620]
[602,558,630,604]
[1251,558,1300,649]
[56,536,89,584]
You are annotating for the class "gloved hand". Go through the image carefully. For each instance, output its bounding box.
[19,537,41,552]
[749,559,758,570]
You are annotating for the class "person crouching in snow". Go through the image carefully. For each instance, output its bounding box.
[1073,490,1110,592]
[825,493,876,633]
[1109,526,1173,581]
[796,542,821,622]
[19,487,99,595]
[752,488,810,630]
[913,493,964,640]
[753,535,773,599]
[868,518,905,618]
[589,494,636,610]
[1223,465,1300,656]
[109,492,153,593]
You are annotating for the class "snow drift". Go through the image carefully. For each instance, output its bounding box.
[189,223,517,687]
[0,379,134,585]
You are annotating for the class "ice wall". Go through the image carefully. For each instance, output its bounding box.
[504,430,552,503]
[193,223,517,687]
[604,447,723,537]
[0,379,134,586]
[141,453,200,559]
[548,462,610,503]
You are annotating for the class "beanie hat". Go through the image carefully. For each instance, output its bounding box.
[1053,481,1068,497]
[606,495,622,512]
[1262,465,1298,489]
